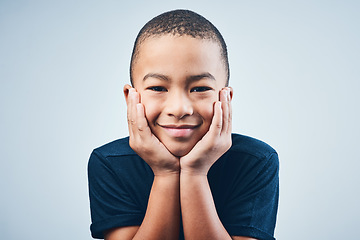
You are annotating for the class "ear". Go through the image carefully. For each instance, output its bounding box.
[220,87,234,101]
[228,86,234,101]
[123,84,133,105]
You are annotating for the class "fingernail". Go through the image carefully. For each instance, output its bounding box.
[222,89,228,101]
[129,88,136,98]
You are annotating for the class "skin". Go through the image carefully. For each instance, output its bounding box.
[105,35,257,240]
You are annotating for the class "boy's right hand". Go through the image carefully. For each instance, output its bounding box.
[126,88,180,175]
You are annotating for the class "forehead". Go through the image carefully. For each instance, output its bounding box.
[132,35,227,85]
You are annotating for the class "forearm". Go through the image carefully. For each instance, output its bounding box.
[133,173,180,240]
[180,172,232,240]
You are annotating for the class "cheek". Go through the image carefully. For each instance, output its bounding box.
[195,100,215,123]
[140,95,161,124]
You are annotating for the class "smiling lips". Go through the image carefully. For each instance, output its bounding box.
[159,124,200,138]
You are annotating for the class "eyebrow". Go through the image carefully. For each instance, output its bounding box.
[187,73,215,82]
[143,72,215,82]
[143,73,170,82]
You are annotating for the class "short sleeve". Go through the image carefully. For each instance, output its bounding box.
[87,150,145,239]
[219,152,279,240]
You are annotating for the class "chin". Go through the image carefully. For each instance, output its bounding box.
[167,144,194,157]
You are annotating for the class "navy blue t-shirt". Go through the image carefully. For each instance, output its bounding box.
[88,133,279,239]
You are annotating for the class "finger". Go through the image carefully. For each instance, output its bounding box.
[128,88,140,138]
[224,88,232,134]
[127,88,135,136]
[136,103,152,139]
[220,89,229,135]
[208,101,222,136]
[228,90,232,134]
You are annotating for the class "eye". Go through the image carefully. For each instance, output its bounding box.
[191,86,213,92]
[147,86,167,92]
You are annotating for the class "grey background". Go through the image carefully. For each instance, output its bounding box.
[1,0,359,239]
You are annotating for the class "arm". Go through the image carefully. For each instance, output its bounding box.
[180,88,246,239]
[106,174,180,240]
[106,88,180,240]
[180,171,256,239]
[180,173,230,239]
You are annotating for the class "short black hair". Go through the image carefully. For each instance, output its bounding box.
[130,9,229,86]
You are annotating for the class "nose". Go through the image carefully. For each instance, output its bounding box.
[165,91,193,119]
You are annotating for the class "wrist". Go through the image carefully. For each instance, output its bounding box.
[180,159,211,176]
[153,168,180,176]
[146,156,180,176]
[180,155,216,176]
[153,172,181,185]
[180,168,209,176]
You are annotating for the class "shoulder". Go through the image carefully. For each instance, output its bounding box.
[91,136,136,159]
[230,133,278,161]
[213,134,279,240]
[88,137,153,184]
[224,133,279,172]
[88,137,139,172]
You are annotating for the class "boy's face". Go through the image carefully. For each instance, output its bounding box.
[126,35,230,157]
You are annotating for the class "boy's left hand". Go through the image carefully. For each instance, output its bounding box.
[180,88,232,175]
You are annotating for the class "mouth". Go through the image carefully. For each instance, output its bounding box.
[158,124,200,138]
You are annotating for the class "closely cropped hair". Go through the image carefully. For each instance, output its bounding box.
[130,9,230,85]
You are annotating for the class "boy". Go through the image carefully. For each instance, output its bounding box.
[88,9,279,240]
